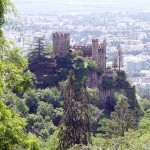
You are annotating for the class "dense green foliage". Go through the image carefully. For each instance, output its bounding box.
[29,50,98,88]
[0,1,39,149]
[101,93,139,137]
[0,41,33,94]
[0,101,40,150]
[0,0,14,36]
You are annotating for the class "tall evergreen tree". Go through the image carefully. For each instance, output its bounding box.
[102,93,139,137]
[57,72,91,150]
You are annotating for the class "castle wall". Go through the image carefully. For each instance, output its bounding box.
[71,45,92,57]
[88,72,98,88]
[71,39,106,71]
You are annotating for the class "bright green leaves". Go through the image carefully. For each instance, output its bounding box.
[0,101,40,150]
[0,0,16,37]
[0,101,26,149]
[0,0,31,95]
[0,39,33,94]
[0,1,40,149]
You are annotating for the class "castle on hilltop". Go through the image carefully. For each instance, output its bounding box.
[30,32,134,107]
[53,32,107,71]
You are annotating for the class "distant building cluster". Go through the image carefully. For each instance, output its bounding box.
[126,59,147,72]
[132,76,150,88]
[4,11,150,89]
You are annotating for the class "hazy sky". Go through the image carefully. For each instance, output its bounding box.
[13,0,150,15]
[13,0,150,3]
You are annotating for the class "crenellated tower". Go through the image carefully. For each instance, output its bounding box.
[92,39,99,65]
[92,39,106,71]
[98,40,106,71]
[53,32,70,56]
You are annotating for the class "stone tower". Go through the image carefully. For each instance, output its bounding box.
[98,40,106,71]
[92,39,106,71]
[53,32,70,56]
[92,39,99,65]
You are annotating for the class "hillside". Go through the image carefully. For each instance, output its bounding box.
[0,0,150,150]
